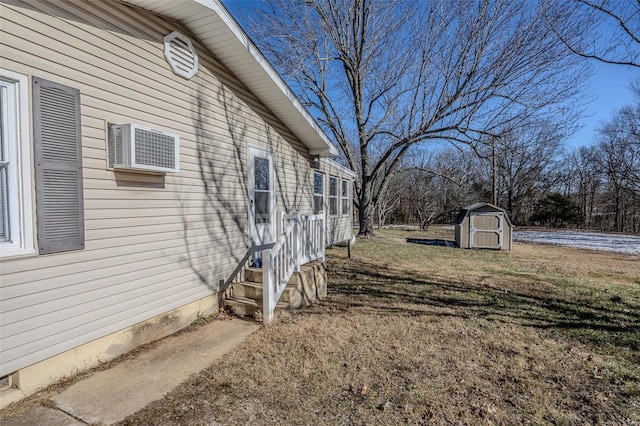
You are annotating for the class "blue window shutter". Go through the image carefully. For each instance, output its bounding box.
[33,77,84,254]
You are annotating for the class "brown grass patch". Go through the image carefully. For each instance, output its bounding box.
[91,228,640,424]
[123,228,640,425]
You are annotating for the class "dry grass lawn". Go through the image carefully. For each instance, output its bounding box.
[119,227,637,424]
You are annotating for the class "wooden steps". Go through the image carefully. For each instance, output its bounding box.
[224,261,327,320]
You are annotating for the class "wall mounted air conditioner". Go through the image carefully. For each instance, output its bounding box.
[108,123,180,173]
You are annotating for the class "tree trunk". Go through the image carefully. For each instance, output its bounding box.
[358,184,375,236]
[614,186,621,232]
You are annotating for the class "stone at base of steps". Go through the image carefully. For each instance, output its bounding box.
[224,296,289,318]
[230,281,304,308]
[225,261,327,318]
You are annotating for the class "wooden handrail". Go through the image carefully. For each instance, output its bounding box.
[223,243,274,289]
[262,213,325,323]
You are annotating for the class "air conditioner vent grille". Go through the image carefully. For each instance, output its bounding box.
[107,123,179,173]
[134,128,176,170]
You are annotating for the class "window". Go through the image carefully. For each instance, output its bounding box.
[329,176,338,216]
[313,172,324,214]
[0,70,34,257]
[253,156,271,224]
[341,179,349,216]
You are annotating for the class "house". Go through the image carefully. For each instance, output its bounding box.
[0,0,354,407]
[454,203,514,250]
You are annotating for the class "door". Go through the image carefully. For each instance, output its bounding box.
[248,147,275,247]
[469,212,503,249]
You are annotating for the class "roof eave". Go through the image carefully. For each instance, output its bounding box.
[121,0,338,157]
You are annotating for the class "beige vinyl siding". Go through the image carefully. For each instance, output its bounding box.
[319,159,355,245]
[0,0,313,376]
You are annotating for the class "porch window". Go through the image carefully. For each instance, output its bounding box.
[314,172,324,214]
[341,179,349,216]
[254,156,271,224]
[0,70,34,257]
[329,176,338,216]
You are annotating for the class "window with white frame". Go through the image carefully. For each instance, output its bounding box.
[313,172,324,214]
[341,179,349,216]
[329,176,338,216]
[0,70,34,257]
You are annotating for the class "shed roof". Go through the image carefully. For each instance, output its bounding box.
[122,0,338,157]
[455,203,513,226]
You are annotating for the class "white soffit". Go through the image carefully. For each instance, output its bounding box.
[121,0,338,157]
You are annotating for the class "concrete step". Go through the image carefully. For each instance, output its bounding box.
[288,261,327,299]
[244,267,262,283]
[224,296,260,317]
[231,281,304,308]
[224,296,288,318]
[225,260,327,318]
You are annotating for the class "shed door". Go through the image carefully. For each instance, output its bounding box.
[469,212,503,249]
[248,147,275,247]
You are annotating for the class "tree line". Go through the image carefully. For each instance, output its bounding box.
[377,80,640,234]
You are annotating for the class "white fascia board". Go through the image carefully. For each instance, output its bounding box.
[122,0,338,157]
[320,158,357,178]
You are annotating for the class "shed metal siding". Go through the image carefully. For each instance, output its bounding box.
[454,203,513,250]
[0,0,315,376]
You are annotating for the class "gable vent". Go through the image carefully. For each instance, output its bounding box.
[164,31,199,79]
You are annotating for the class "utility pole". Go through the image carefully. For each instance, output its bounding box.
[492,137,497,206]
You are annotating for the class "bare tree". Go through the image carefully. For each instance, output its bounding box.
[558,80,640,232]
[564,146,602,228]
[550,0,640,68]
[241,0,589,235]
[593,98,640,231]
[403,170,437,230]
[477,121,566,223]
[395,148,488,226]
[375,171,405,229]
[597,98,640,188]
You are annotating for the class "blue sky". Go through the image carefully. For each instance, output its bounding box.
[222,0,638,150]
[568,62,637,148]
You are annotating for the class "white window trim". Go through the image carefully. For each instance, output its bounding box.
[313,171,324,214]
[0,69,35,258]
[341,179,349,217]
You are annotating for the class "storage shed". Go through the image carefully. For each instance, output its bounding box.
[455,203,513,250]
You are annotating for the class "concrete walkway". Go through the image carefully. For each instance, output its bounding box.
[1,318,258,425]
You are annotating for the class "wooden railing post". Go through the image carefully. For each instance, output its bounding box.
[295,220,302,272]
[320,215,326,261]
[262,249,274,323]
